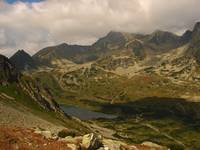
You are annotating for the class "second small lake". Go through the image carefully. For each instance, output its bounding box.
[60,104,117,120]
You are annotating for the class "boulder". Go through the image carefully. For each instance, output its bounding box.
[62,136,82,144]
[67,143,79,150]
[82,133,103,150]
[102,139,124,150]
[58,129,77,138]
[34,129,52,139]
[142,141,169,150]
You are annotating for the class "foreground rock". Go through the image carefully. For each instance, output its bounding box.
[100,139,169,150]
[0,126,172,150]
[82,133,103,150]
[0,126,70,150]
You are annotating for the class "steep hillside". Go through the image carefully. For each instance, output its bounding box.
[0,54,91,134]
[0,54,61,112]
[187,22,200,63]
[0,54,18,84]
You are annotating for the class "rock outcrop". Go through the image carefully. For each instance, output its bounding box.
[0,54,63,113]
[0,54,18,85]
[14,126,170,150]
[82,133,103,150]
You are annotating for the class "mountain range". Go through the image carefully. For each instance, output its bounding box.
[11,22,200,68]
[8,22,200,102]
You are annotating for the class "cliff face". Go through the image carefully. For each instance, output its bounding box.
[187,22,200,63]
[18,76,61,112]
[0,54,18,85]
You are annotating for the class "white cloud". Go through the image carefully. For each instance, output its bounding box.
[0,0,200,56]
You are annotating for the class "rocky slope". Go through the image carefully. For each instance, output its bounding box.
[1,54,62,112]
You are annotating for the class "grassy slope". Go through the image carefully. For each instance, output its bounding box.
[0,83,90,134]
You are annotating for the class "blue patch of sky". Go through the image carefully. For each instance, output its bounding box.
[5,0,44,4]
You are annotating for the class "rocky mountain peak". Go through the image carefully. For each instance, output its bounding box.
[191,22,200,40]
[179,30,192,44]
[57,43,69,48]
[193,22,200,32]
[16,49,27,54]
[148,30,180,45]
[10,49,36,71]
[11,49,31,60]
[106,31,124,37]
[92,31,126,48]
[146,30,180,51]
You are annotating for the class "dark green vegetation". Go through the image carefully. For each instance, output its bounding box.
[72,97,200,150]
[93,117,198,150]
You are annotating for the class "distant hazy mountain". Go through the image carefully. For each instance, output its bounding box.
[179,30,192,44]
[92,31,127,49]
[33,43,91,65]
[32,24,194,66]
[145,30,180,51]
[10,50,36,71]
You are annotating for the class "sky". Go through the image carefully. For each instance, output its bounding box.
[5,0,43,4]
[0,0,200,56]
